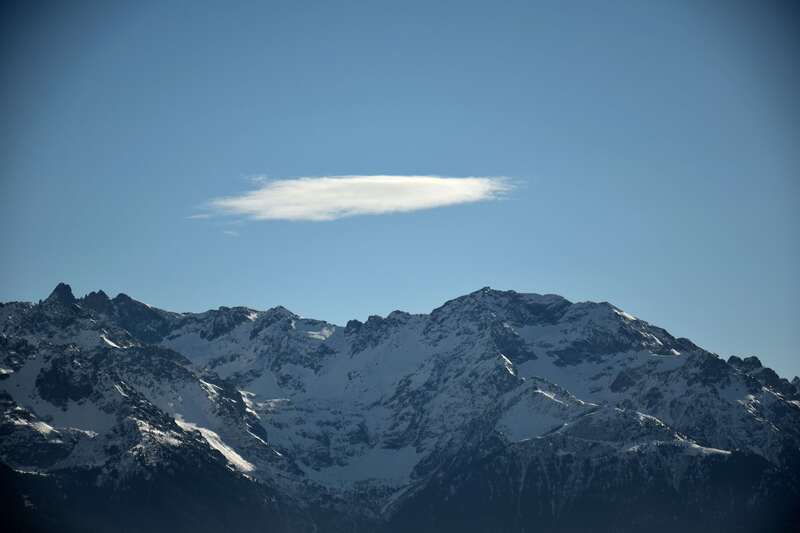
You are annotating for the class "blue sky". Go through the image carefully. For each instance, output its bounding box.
[1,1,798,377]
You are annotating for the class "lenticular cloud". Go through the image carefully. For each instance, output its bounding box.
[209,175,511,221]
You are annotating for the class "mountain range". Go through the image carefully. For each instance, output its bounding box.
[2,283,798,532]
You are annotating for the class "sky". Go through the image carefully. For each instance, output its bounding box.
[1,0,798,377]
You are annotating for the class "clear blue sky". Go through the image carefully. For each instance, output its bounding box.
[2,1,798,377]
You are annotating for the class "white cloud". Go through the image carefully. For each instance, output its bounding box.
[209,175,511,221]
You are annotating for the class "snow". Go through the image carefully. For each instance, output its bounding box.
[199,379,222,401]
[497,400,564,441]
[38,400,117,435]
[685,442,731,455]
[0,353,116,434]
[644,332,663,346]
[247,429,270,447]
[11,417,57,436]
[499,354,516,376]
[625,441,731,456]
[533,389,565,405]
[175,417,254,472]
[239,390,260,418]
[134,419,182,447]
[300,445,420,487]
[306,326,334,341]
[12,468,50,477]
[613,308,637,321]
[100,334,122,348]
[3,286,799,512]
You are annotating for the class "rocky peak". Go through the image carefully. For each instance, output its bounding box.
[245,305,297,340]
[386,310,412,323]
[265,305,295,318]
[81,290,113,314]
[345,319,363,333]
[430,287,570,326]
[728,355,799,399]
[728,355,763,373]
[45,282,76,305]
[198,306,258,340]
[112,292,136,305]
[108,292,173,343]
[254,305,296,327]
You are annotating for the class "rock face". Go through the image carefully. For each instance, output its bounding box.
[1,284,798,533]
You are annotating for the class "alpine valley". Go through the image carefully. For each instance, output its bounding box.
[2,284,798,533]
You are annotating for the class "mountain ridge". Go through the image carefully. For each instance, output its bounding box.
[1,283,798,532]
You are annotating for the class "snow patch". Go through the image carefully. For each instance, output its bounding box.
[612,308,637,321]
[134,419,182,446]
[239,390,260,419]
[497,394,566,441]
[199,379,222,401]
[301,446,420,487]
[100,334,122,349]
[499,354,515,375]
[175,417,254,473]
[11,417,57,436]
[306,326,334,341]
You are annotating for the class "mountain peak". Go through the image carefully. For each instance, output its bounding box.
[264,305,296,318]
[113,292,134,303]
[45,282,76,305]
[432,287,570,321]
[82,290,112,314]
[728,355,763,372]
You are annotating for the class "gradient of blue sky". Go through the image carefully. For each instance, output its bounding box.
[1,1,798,377]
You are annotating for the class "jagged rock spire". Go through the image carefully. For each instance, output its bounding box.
[45,282,76,305]
[82,290,113,314]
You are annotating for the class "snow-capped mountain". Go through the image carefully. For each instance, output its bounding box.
[2,284,798,532]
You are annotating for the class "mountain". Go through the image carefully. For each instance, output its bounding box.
[1,284,798,532]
